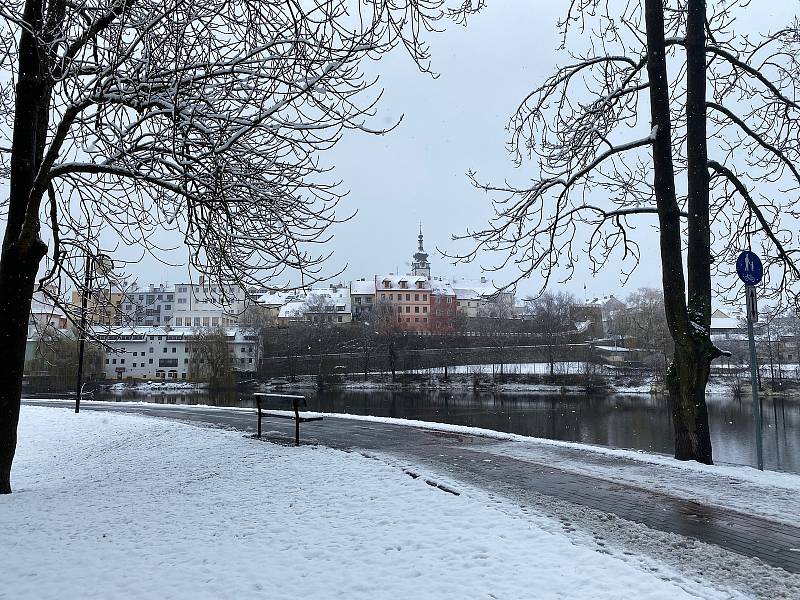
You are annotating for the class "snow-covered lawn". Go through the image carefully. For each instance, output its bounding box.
[2,406,738,600]
[408,361,587,375]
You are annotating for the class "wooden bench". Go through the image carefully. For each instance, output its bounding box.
[252,393,323,446]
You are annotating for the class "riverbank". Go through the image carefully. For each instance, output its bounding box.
[261,371,737,396]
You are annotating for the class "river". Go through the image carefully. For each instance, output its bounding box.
[77,388,800,474]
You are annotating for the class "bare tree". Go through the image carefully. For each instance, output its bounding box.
[188,327,234,389]
[522,291,576,376]
[0,0,478,492]
[452,1,800,463]
[622,287,673,377]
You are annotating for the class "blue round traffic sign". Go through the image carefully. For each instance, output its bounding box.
[736,251,763,285]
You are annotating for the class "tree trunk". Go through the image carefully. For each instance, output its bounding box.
[0,243,46,493]
[667,343,714,464]
[1,0,52,492]
[645,0,715,463]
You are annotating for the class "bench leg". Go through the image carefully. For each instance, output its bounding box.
[293,398,300,446]
[257,398,262,438]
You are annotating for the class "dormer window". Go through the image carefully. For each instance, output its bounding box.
[383,279,391,288]
[399,280,408,289]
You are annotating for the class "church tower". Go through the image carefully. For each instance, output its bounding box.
[411,224,431,279]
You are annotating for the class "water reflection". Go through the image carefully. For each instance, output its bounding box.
[89,389,800,474]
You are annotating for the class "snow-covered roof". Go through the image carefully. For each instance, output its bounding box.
[451,277,502,299]
[350,279,376,295]
[430,280,454,295]
[711,317,741,331]
[376,274,430,290]
[257,291,295,307]
[30,293,67,319]
[278,301,308,319]
[91,325,256,342]
[128,282,176,293]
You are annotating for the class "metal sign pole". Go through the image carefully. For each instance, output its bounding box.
[745,285,764,471]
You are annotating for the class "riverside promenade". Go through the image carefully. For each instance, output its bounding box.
[23,399,800,579]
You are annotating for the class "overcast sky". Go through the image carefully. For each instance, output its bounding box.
[5,1,799,300]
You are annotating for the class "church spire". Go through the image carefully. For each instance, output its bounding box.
[412,224,431,279]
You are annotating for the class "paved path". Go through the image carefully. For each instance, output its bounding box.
[25,400,800,574]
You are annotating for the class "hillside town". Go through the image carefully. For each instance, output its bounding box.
[24,228,800,388]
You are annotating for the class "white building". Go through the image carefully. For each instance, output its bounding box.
[29,290,69,335]
[172,278,247,328]
[451,277,514,318]
[95,326,259,380]
[276,287,352,325]
[122,282,176,326]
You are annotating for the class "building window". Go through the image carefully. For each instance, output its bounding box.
[175,317,182,326]
[105,358,109,364]
[423,294,427,301]
[172,347,177,353]
[405,306,410,313]
[405,294,410,301]
[414,306,420,313]
[415,294,419,301]
[149,358,153,364]
[423,306,428,313]
[112,359,117,364]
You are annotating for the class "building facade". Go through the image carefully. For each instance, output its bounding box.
[95,326,259,380]
[350,279,376,321]
[121,283,176,326]
[375,274,431,332]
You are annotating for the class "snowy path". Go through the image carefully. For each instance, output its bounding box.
[15,400,800,598]
[0,406,742,600]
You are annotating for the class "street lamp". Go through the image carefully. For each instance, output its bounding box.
[75,253,113,413]
[362,321,371,381]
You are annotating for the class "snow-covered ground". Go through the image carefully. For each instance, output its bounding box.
[106,380,207,393]
[408,361,587,375]
[3,406,744,600]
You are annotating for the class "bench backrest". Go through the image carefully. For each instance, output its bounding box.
[253,393,308,409]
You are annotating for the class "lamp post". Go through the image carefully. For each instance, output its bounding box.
[362,321,371,381]
[75,253,113,413]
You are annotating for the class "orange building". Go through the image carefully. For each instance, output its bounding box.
[374,275,431,332]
